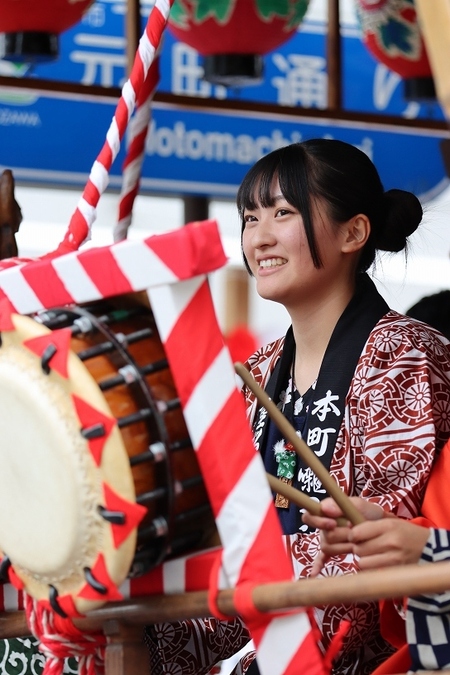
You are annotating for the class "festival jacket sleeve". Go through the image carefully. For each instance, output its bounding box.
[347,314,450,519]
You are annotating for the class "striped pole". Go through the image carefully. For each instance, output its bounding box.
[113,44,161,242]
[148,279,325,675]
[45,0,174,259]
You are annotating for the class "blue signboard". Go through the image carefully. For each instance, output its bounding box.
[0,0,448,200]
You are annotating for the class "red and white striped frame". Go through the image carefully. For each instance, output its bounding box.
[0,218,323,675]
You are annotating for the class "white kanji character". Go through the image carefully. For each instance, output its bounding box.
[171,43,227,100]
[297,467,325,494]
[70,34,127,87]
[82,3,105,29]
[306,426,336,456]
[271,53,327,108]
[311,390,340,421]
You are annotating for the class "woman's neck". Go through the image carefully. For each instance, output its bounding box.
[289,284,355,395]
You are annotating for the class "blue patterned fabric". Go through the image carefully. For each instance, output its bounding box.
[407,529,450,671]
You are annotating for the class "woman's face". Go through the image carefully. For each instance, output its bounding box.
[241,180,349,310]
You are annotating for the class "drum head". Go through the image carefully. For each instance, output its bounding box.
[0,313,138,615]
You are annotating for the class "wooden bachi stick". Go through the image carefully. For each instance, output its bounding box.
[235,362,365,526]
[266,473,348,527]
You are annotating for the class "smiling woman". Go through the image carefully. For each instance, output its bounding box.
[144,139,450,675]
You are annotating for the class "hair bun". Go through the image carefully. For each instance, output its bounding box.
[376,189,423,252]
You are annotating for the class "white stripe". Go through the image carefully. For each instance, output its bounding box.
[113,216,132,242]
[426,614,447,644]
[119,578,131,599]
[106,117,122,161]
[77,195,97,238]
[112,239,177,291]
[217,453,273,586]
[148,277,204,342]
[121,156,145,193]
[417,644,438,669]
[184,346,236,450]
[257,612,312,675]
[3,583,20,611]
[51,254,102,303]
[162,558,186,593]
[217,558,232,590]
[133,96,152,133]
[88,161,110,198]
[120,80,136,120]
[155,0,171,22]
[139,31,157,72]
[0,268,44,314]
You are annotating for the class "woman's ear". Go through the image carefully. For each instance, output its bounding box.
[342,214,370,253]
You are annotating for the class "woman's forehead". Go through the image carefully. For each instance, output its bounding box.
[249,175,282,205]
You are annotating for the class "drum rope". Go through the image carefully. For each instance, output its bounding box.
[25,594,106,675]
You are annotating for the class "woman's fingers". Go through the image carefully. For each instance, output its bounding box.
[319,526,355,557]
[302,512,338,531]
[350,519,431,568]
[309,551,328,577]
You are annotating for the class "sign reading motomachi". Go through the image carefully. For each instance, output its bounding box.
[0,0,448,201]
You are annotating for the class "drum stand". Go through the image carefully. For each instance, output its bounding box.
[103,621,150,675]
[2,560,450,675]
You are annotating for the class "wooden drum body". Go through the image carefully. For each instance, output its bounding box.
[0,294,216,615]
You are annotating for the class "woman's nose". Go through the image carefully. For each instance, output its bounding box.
[251,216,276,248]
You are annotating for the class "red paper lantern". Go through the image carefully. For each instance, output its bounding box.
[168,0,311,86]
[0,0,94,61]
[355,0,435,101]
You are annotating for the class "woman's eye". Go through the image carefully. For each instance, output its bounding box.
[275,208,291,217]
[244,214,257,224]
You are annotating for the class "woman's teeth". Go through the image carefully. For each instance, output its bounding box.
[259,258,287,268]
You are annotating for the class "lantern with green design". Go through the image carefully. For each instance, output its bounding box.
[168,0,311,87]
[355,0,435,101]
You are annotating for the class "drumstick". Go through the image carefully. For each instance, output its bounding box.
[235,362,365,526]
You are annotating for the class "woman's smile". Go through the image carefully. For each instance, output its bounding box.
[258,257,287,270]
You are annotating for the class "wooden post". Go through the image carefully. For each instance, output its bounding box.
[125,0,141,75]
[224,266,250,335]
[103,620,151,675]
[183,195,209,224]
[327,0,341,110]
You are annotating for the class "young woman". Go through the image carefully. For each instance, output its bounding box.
[146,139,450,674]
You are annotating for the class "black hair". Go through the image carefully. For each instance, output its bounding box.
[237,139,423,275]
[406,290,450,340]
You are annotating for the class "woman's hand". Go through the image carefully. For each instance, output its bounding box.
[349,517,430,570]
[302,497,430,576]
